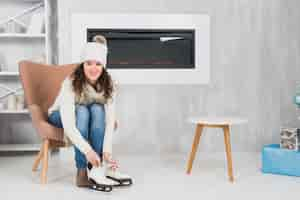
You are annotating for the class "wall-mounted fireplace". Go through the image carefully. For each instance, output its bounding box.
[87,29,195,69]
[72,13,210,84]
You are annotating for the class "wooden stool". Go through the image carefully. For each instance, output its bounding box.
[186,117,247,182]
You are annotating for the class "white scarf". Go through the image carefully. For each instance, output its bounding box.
[75,82,109,105]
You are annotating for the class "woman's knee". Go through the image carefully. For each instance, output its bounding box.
[75,105,90,136]
[89,103,105,129]
[48,111,63,128]
[90,103,105,113]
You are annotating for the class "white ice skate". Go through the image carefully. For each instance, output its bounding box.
[104,161,133,187]
[87,166,116,192]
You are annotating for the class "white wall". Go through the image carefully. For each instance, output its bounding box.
[55,0,300,155]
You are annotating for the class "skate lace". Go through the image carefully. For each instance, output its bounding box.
[105,158,119,171]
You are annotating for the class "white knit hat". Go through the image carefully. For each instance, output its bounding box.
[80,42,108,67]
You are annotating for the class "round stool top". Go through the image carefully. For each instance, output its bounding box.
[188,117,248,125]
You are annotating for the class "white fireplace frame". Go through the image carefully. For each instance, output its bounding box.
[71,13,210,84]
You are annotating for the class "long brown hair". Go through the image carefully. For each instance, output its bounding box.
[70,63,114,100]
[70,35,114,100]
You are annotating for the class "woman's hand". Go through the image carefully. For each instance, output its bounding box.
[86,150,101,167]
[103,152,119,171]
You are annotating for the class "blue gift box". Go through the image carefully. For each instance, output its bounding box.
[262,144,300,177]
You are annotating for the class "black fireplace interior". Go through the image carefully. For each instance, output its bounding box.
[87,28,195,69]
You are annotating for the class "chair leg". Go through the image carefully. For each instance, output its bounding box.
[41,139,50,184]
[32,144,44,171]
[186,124,204,174]
[223,125,234,182]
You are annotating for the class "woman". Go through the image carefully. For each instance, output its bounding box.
[47,35,132,192]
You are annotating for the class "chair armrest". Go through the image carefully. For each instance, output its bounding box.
[28,104,47,125]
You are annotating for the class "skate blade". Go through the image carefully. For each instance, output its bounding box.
[88,178,113,192]
[106,176,133,187]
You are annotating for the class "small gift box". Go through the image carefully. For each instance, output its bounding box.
[280,127,300,151]
[262,144,300,177]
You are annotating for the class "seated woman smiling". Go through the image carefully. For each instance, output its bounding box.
[47,35,132,192]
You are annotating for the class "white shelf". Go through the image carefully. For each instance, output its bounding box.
[0,109,29,114]
[0,0,50,153]
[0,71,19,76]
[0,33,45,38]
[0,144,40,152]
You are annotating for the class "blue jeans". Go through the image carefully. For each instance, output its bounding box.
[47,103,106,169]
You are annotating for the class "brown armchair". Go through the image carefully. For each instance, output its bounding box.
[19,60,118,184]
[19,60,78,184]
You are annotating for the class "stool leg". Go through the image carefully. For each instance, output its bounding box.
[223,125,234,182]
[186,124,204,174]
